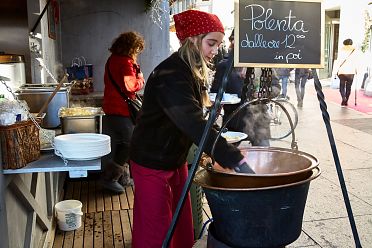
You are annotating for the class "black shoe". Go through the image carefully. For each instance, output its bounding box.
[297,101,303,107]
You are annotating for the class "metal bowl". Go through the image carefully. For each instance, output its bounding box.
[204,147,319,178]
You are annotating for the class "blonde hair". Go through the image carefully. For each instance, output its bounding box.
[178,34,212,107]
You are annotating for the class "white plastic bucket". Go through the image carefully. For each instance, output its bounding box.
[55,200,83,231]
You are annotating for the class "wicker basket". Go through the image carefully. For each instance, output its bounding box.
[0,120,40,169]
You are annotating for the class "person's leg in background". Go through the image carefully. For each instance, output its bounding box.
[361,72,368,89]
[338,74,347,105]
[344,74,355,105]
[115,143,133,186]
[299,75,307,104]
[294,74,302,107]
[280,76,289,99]
[101,115,134,193]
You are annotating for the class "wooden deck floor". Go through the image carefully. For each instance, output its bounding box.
[53,180,135,248]
[52,179,211,248]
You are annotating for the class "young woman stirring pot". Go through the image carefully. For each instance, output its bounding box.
[129,10,254,248]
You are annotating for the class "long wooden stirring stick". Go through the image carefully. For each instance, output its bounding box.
[37,74,68,117]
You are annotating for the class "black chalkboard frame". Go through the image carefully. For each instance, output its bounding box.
[234,0,325,68]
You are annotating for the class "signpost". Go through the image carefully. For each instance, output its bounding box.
[234,0,324,68]
[233,1,362,246]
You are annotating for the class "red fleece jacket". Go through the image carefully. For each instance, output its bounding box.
[103,54,144,116]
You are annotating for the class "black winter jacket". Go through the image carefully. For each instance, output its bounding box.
[130,52,243,170]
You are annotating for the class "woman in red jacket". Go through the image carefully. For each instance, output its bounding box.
[101,31,145,193]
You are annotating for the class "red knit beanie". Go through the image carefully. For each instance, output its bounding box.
[174,10,225,42]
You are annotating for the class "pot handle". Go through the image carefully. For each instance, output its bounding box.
[79,56,87,65]
[269,98,298,150]
[209,98,297,168]
[71,57,82,67]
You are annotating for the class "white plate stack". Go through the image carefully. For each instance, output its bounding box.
[54,133,111,160]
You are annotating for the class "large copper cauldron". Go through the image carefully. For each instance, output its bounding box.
[194,147,321,247]
[202,147,319,188]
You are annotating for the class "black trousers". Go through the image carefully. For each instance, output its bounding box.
[101,115,134,180]
[338,74,354,101]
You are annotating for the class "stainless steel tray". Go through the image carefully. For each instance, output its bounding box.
[60,114,103,134]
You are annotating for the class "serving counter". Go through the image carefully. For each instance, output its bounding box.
[0,88,105,247]
[2,154,101,177]
[0,148,101,248]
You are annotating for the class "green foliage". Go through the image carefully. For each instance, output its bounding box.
[361,10,372,52]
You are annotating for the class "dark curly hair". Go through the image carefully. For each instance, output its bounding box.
[109,31,145,57]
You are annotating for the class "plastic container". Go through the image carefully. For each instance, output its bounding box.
[0,54,26,100]
[55,200,83,231]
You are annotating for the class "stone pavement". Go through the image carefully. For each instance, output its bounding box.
[195,79,372,248]
[272,79,372,248]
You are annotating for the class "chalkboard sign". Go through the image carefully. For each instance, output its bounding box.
[234,0,324,68]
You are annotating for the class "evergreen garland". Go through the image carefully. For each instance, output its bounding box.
[361,10,372,52]
[145,0,176,12]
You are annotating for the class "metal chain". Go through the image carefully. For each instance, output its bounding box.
[258,68,273,99]
[0,79,69,166]
[242,67,255,102]
[35,58,60,85]
[266,68,273,97]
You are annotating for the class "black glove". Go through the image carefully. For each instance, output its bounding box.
[233,162,255,174]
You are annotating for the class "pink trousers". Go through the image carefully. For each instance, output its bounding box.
[131,161,194,248]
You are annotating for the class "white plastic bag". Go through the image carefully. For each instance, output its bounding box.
[330,75,340,89]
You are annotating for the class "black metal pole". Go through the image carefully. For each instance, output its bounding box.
[161,54,234,248]
[30,0,52,34]
[312,69,362,247]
